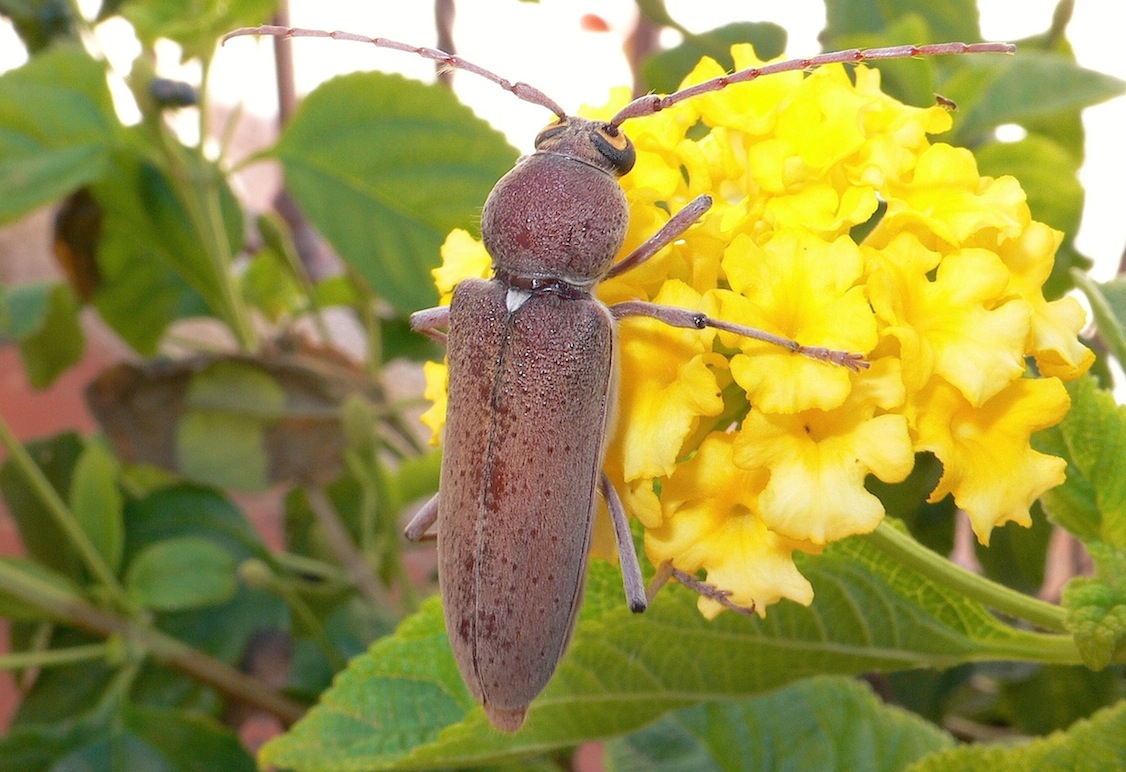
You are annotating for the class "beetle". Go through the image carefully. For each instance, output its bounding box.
[225,26,1015,731]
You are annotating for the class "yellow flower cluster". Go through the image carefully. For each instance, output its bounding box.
[421,45,1093,617]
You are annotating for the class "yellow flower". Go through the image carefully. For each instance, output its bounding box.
[419,360,448,446]
[988,220,1095,379]
[913,377,1070,544]
[877,143,1028,248]
[421,45,1091,615]
[418,230,492,444]
[716,230,876,414]
[606,281,728,481]
[645,433,820,617]
[865,232,1031,407]
[433,229,491,303]
[733,359,913,544]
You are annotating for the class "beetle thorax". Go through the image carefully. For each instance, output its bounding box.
[481,116,633,287]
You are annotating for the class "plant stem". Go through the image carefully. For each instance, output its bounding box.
[0,559,305,725]
[866,520,1069,633]
[303,486,385,607]
[0,643,109,670]
[152,115,259,351]
[274,551,350,584]
[0,418,131,610]
[262,570,347,672]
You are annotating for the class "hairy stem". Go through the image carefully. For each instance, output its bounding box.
[867,520,1069,633]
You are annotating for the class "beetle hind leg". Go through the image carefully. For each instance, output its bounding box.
[647,560,757,617]
[404,493,440,541]
[599,474,648,613]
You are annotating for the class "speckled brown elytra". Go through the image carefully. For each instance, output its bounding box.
[224,25,1015,732]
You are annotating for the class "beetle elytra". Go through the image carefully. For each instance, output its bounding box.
[225,25,1015,732]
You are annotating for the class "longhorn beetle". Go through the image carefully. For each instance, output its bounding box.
[225,25,1015,732]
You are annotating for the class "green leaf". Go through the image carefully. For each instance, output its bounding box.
[91,142,241,354]
[604,677,954,771]
[1039,377,1126,548]
[120,483,287,713]
[819,16,942,109]
[641,22,786,95]
[868,452,956,556]
[1061,547,1126,671]
[261,535,1072,769]
[974,503,1052,596]
[12,485,284,724]
[822,0,982,44]
[284,476,364,564]
[907,698,1126,771]
[1037,378,1126,669]
[313,274,361,308]
[948,52,1126,146]
[274,71,517,313]
[1096,277,1126,362]
[387,449,442,511]
[976,134,1083,237]
[122,0,275,61]
[125,536,238,611]
[69,441,124,574]
[998,664,1121,735]
[0,0,80,52]
[884,665,973,724]
[0,696,254,772]
[176,360,287,491]
[240,247,304,322]
[0,45,117,223]
[0,280,84,387]
[0,432,85,579]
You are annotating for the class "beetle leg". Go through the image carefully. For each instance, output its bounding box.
[647,560,757,617]
[645,561,676,606]
[610,301,868,371]
[410,305,450,344]
[404,492,440,541]
[599,474,648,613]
[605,195,713,279]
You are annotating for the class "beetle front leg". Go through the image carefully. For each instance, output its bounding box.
[410,306,450,344]
[606,195,712,279]
[599,473,648,613]
[610,301,868,371]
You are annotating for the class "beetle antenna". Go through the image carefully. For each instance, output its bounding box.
[223,25,569,119]
[610,41,1016,126]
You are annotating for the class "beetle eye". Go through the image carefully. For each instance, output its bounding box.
[592,124,635,175]
[534,119,568,148]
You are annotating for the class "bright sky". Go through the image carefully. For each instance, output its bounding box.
[1,1,1123,277]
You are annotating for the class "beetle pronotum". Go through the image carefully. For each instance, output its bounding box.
[225,25,1015,732]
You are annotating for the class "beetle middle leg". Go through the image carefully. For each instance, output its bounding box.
[606,196,867,369]
[409,305,450,344]
[611,301,868,370]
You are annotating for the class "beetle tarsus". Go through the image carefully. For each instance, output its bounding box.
[670,568,757,617]
[795,345,870,371]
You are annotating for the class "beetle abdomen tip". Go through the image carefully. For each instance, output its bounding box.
[485,703,529,733]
